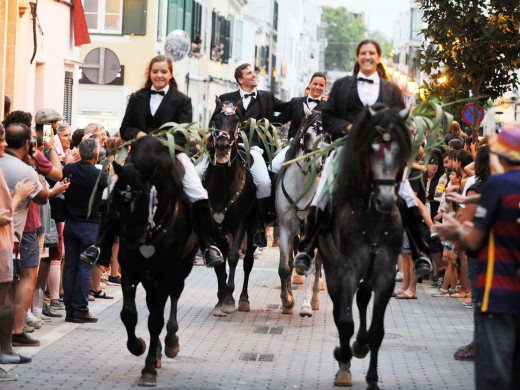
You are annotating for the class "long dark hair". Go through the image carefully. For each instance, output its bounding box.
[353,39,389,80]
[474,145,490,182]
[144,55,178,90]
[428,147,445,180]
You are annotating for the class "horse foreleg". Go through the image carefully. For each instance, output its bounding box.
[278,226,295,314]
[310,254,321,310]
[212,263,228,317]
[365,282,393,390]
[164,292,180,358]
[352,283,371,359]
[120,272,146,357]
[223,225,246,313]
[299,265,314,317]
[138,282,169,387]
[238,232,255,312]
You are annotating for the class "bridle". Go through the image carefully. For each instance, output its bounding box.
[296,119,327,176]
[210,103,241,166]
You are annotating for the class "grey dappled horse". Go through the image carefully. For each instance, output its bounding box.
[318,105,412,389]
[275,107,328,316]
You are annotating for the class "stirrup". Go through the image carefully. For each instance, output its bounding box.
[80,245,100,266]
[203,245,224,268]
[294,252,312,273]
[413,255,432,277]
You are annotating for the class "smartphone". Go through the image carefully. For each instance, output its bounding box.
[43,124,52,142]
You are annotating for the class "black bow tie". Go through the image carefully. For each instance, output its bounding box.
[150,90,165,96]
[308,98,320,104]
[244,92,256,99]
[357,77,374,84]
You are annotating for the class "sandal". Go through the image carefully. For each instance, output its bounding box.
[395,291,417,299]
[89,289,113,299]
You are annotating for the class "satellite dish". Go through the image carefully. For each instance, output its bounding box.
[164,30,191,62]
[83,47,121,85]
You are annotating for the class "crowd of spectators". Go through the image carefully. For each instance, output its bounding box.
[0,108,122,380]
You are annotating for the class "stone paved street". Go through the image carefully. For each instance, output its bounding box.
[1,247,474,389]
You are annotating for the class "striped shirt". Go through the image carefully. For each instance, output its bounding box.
[473,169,520,315]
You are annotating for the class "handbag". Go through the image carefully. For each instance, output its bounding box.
[50,194,66,222]
[44,218,59,248]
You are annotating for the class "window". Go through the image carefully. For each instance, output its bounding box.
[167,0,201,37]
[211,11,232,63]
[235,20,243,61]
[84,0,123,34]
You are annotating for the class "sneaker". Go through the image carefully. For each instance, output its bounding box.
[34,312,53,322]
[22,323,34,333]
[71,312,98,323]
[395,272,404,282]
[11,332,40,347]
[50,301,65,310]
[0,367,18,381]
[431,289,450,297]
[107,275,121,286]
[454,342,474,361]
[25,313,43,329]
[43,303,63,318]
[464,302,475,309]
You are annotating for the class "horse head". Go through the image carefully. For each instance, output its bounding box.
[209,96,242,165]
[339,104,412,214]
[112,136,181,250]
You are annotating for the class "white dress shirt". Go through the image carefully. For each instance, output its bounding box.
[150,85,170,116]
[239,88,257,110]
[357,72,380,106]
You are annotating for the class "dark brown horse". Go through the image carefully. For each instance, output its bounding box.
[318,105,412,389]
[202,98,257,316]
[112,136,198,387]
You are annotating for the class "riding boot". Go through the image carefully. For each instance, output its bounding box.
[294,206,324,273]
[253,197,269,247]
[401,203,433,277]
[192,199,225,267]
[80,200,117,267]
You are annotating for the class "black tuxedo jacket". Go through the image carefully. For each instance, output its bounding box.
[322,76,405,140]
[120,87,192,143]
[278,97,326,139]
[218,90,288,151]
[218,90,287,122]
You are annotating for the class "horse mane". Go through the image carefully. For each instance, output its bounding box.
[335,104,412,207]
[284,111,321,162]
[126,136,184,194]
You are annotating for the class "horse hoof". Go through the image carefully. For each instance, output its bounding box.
[222,303,236,314]
[137,373,157,387]
[156,355,162,368]
[351,342,369,359]
[334,364,352,387]
[292,274,303,284]
[165,342,180,358]
[282,306,293,315]
[319,280,326,291]
[238,301,250,312]
[128,337,147,356]
[311,299,320,310]
[299,308,313,317]
[213,307,227,317]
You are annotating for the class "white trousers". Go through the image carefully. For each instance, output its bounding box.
[196,146,271,199]
[271,145,290,174]
[176,152,208,203]
[310,148,418,210]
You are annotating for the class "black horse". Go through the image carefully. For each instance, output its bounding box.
[202,98,258,316]
[111,136,198,387]
[318,105,412,389]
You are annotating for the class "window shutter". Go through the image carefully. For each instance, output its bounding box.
[166,0,183,34]
[122,0,147,36]
[235,20,242,61]
[63,72,73,125]
[184,0,193,38]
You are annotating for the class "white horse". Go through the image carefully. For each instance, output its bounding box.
[274,107,328,317]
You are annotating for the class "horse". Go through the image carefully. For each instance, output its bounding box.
[275,107,328,316]
[202,98,258,317]
[111,136,198,387]
[317,104,412,389]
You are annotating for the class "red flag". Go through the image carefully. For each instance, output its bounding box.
[73,0,91,46]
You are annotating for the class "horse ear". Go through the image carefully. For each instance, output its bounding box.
[303,102,312,117]
[367,105,377,117]
[113,161,122,175]
[215,95,223,107]
[399,106,411,120]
